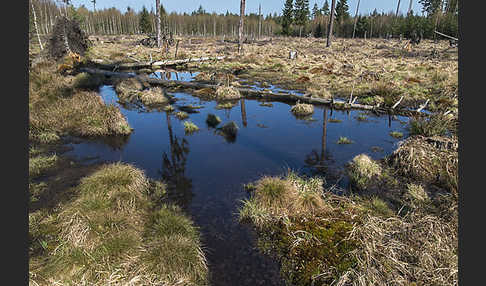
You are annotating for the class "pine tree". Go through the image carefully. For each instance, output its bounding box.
[418,0,442,16]
[312,3,321,19]
[139,6,152,34]
[282,0,294,36]
[322,0,330,15]
[335,0,349,24]
[314,21,323,37]
[294,0,310,36]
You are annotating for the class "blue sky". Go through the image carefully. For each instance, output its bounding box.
[69,0,425,16]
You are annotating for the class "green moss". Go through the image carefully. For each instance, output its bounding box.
[362,197,395,218]
[265,218,358,286]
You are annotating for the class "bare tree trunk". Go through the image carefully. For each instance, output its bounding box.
[408,0,413,15]
[258,4,262,39]
[156,0,161,47]
[352,0,361,38]
[396,0,401,17]
[31,1,44,50]
[326,0,336,47]
[434,0,444,40]
[238,0,246,53]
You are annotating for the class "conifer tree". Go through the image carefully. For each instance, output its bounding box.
[139,6,152,34]
[294,0,310,37]
[312,3,321,19]
[282,0,294,35]
[322,0,330,15]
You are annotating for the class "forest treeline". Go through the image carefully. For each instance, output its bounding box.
[29,0,458,42]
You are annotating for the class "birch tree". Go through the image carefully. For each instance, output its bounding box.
[352,0,361,38]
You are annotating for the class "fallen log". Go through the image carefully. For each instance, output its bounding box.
[434,30,458,42]
[86,56,229,71]
[79,67,426,116]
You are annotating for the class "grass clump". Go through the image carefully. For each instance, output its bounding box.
[183,121,200,134]
[73,72,105,90]
[388,135,458,195]
[138,87,169,106]
[29,61,132,141]
[29,163,208,286]
[215,86,241,100]
[291,103,314,116]
[239,166,457,286]
[175,111,189,120]
[239,173,359,285]
[114,77,144,102]
[163,104,175,112]
[347,154,382,191]
[29,154,58,179]
[389,131,404,138]
[408,114,456,137]
[337,136,353,144]
[217,121,239,142]
[215,101,237,109]
[30,91,132,137]
[206,113,222,128]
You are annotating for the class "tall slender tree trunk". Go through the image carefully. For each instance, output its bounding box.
[258,4,262,39]
[408,0,413,15]
[352,0,361,38]
[238,0,246,53]
[31,1,44,50]
[156,0,161,47]
[396,0,401,17]
[326,0,336,47]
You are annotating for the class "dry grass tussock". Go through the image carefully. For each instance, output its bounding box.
[388,135,458,195]
[29,60,131,142]
[30,91,131,137]
[347,154,382,190]
[291,103,314,116]
[139,87,170,106]
[215,85,241,100]
[29,163,208,286]
[240,167,457,285]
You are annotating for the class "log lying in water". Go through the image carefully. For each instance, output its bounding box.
[90,56,229,71]
[79,67,426,116]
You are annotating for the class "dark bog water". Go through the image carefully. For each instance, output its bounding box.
[66,72,409,285]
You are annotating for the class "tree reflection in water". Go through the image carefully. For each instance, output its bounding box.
[304,107,334,176]
[160,112,193,210]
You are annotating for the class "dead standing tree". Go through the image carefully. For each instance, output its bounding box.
[352,0,361,39]
[156,0,161,48]
[326,0,336,47]
[396,0,402,17]
[31,0,44,50]
[238,0,246,54]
